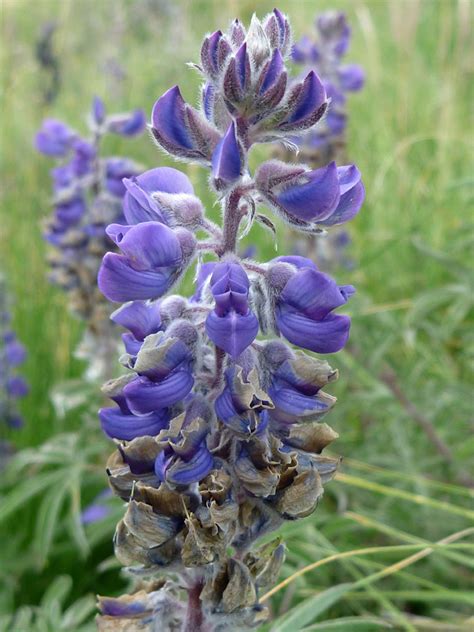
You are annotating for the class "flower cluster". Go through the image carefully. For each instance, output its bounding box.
[96,11,364,631]
[35,99,145,378]
[0,278,28,431]
[290,11,365,166]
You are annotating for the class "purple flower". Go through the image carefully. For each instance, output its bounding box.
[35,119,76,156]
[155,406,213,485]
[338,64,365,92]
[275,71,327,133]
[99,375,170,441]
[105,158,142,198]
[264,342,336,423]
[291,35,319,64]
[205,262,259,359]
[123,167,194,225]
[211,122,243,190]
[98,222,196,302]
[269,258,354,353]
[81,489,113,525]
[111,300,162,355]
[6,375,29,398]
[259,161,364,228]
[151,86,220,162]
[107,109,146,136]
[4,336,27,366]
[122,328,196,416]
[92,96,106,126]
[70,139,96,177]
[215,367,272,436]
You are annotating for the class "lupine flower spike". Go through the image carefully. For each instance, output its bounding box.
[35,99,146,380]
[97,10,364,631]
[0,275,28,447]
[283,12,365,271]
[290,11,365,167]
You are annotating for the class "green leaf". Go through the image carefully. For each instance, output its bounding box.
[0,470,65,525]
[270,584,353,632]
[34,482,70,568]
[41,575,72,608]
[10,607,33,631]
[302,616,393,630]
[60,595,96,629]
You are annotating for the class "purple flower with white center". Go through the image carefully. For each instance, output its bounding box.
[97,10,362,630]
[205,262,259,359]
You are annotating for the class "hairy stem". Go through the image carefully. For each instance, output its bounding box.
[182,581,206,632]
[221,189,243,255]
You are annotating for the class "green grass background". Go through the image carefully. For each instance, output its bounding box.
[1,0,473,629]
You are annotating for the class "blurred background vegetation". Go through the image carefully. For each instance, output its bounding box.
[1,0,473,630]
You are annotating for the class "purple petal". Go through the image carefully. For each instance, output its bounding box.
[151,86,193,150]
[98,253,177,302]
[276,162,340,222]
[123,167,194,225]
[92,96,106,125]
[287,71,326,124]
[99,406,169,440]
[6,376,29,398]
[106,222,183,270]
[5,340,27,366]
[160,445,213,485]
[269,386,330,417]
[277,307,351,354]
[338,64,365,91]
[124,372,194,415]
[192,262,217,302]
[99,597,149,618]
[108,109,146,136]
[273,256,318,271]
[235,42,250,88]
[206,310,258,359]
[81,504,109,525]
[321,181,365,227]
[281,268,351,320]
[326,110,346,135]
[111,301,162,341]
[211,122,241,186]
[35,119,75,156]
[260,49,284,94]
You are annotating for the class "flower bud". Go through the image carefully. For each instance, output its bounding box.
[151,86,221,163]
[151,192,204,230]
[106,109,146,136]
[211,122,243,191]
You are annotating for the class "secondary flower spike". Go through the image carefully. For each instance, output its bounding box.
[36,98,146,381]
[290,10,365,166]
[0,277,29,432]
[97,10,363,631]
